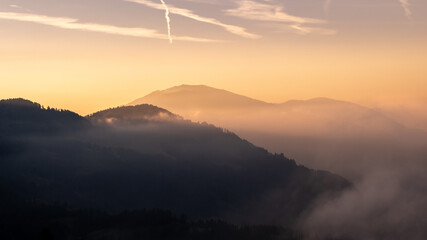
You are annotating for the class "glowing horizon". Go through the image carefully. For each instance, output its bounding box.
[0,0,426,116]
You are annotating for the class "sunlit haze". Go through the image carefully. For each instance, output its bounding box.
[1,0,426,115]
[2,1,427,240]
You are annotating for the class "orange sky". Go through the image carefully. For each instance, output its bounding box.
[0,0,426,115]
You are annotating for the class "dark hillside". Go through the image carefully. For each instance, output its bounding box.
[0,100,350,229]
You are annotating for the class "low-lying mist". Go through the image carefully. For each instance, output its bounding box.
[130,85,427,239]
[0,100,350,229]
[212,116,427,239]
[224,109,427,239]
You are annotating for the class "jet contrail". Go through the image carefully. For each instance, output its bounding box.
[399,0,412,20]
[160,0,172,43]
[323,0,331,15]
[126,0,260,39]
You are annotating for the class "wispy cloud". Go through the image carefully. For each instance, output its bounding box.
[225,0,325,24]
[399,0,412,20]
[9,5,22,9]
[261,22,336,36]
[291,24,336,36]
[9,4,32,13]
[0,11,217,42]
[125,0,260,39]
[180,0,221,4]
[225,0,333,35]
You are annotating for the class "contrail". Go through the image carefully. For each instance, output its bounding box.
[126,0,260,39]
[159,0,172,43]
[323,0,331,15]
[399,0,412,20]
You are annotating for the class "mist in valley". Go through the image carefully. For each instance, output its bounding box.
[0,99,352,239]
[130,85,427,239]
[1,87,426,239]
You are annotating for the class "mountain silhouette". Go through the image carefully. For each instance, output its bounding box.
[129,85,403,135]
[0,99,350,226]
[0,98,89,136]
[127,85,426,180]
[128,86,407,135]
[129,85,271,116]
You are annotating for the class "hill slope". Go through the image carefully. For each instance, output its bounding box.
[0,99,350,226]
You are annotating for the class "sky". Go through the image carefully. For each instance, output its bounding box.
[0,0,426,115]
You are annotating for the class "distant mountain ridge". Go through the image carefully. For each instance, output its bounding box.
[130,85,363,108]
[127,85,422,181]
[128,84,405,138]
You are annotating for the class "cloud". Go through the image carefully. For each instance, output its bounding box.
[0,11,217,42]
[9,5,22,9]
[303,169,427,240]
[225,0,333,35]
[125,0,260,39]
[180,0,221,4]
[9,4,32,13]
[225,0,325,24]
[399,0,412,20]
[291,24,336,35]
[324,0,412,21]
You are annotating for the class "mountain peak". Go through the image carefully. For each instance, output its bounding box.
[129,85,269,110]
[88,104,183,124]
[0,98,42,108]
[0,98,88,135]
[172,84,212,89]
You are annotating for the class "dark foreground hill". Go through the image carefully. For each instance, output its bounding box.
[1,201,306,240]
[0,99,350,238]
